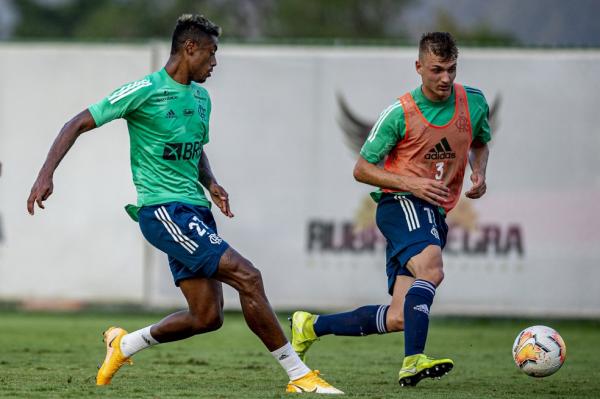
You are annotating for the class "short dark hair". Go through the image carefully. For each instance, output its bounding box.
[170,14,221,55]
[419,32,458,61]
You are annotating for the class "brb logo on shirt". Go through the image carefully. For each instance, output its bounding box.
[162,141,201,161]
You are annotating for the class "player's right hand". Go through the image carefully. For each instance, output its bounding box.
[208,181,234,218]
[404,176,449,207]
[27,174,54,215]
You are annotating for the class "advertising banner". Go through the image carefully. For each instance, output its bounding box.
[1,44,598,316]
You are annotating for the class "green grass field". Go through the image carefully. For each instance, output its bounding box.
[0,310,598,398]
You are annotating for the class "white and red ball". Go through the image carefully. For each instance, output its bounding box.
[512,325,566,377]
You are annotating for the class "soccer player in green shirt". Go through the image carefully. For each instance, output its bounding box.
[27,14,342,394]
[290,32,491,387]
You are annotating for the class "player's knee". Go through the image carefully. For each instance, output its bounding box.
[437,269,445,285]
[386,312,404,332]
[234,259,263,293]
[191,309,224,333]
[205,311,224,332]
[435,267,445,285]
[417,259,444,286]
[243,265,263,291]
[421,269,444,286]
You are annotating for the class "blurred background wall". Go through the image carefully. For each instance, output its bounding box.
[0,0,599,316]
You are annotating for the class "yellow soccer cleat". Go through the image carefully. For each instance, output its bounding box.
[286,370,344,394]
[398,353,454,387]
[96,326,133,385]
[289,311,318,362]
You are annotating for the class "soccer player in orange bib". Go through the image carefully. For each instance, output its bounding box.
[291,32,491,387]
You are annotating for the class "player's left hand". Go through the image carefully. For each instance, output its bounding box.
[209,182,234,218]
[465,171,486,199]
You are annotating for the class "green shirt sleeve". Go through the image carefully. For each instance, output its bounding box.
[359,101,405,164]
[465,86,492,144]
[203,91,211,145]
[192,83,211,146]
[88,77,153,127]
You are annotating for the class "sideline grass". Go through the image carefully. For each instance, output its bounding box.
[0,311,598,398]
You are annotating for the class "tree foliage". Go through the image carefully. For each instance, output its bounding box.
[12,0,413,41]
[433,9,519,46]
[11,0,516,45]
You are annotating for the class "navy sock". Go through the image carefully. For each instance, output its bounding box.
[403,279,436,356]
[313,305,389,337]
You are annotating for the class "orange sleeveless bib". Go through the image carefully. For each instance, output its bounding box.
[383,84,472,213]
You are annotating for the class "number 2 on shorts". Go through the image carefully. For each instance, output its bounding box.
[189,216,208,237]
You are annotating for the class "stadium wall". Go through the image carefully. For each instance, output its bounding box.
[0,43,599,317]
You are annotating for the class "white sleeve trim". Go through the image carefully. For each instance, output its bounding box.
[367,101,402,143]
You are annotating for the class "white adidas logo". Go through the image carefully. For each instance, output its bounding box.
[414,304,430,315]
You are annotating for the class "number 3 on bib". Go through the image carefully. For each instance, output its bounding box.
[435,162,445,180]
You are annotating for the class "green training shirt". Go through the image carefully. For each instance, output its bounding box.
[88,68,212,221]
[360,84,491,203]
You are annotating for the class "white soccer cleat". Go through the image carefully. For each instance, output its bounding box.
[286,370,344,394]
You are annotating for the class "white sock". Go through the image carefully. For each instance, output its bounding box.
[120,325,159,357]
[271,343,311,381]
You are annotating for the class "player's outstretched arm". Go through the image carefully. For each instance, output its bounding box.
[353,156,450,207]
[465,139,489,199]
[198,150,234,218]
[27,110,97,215]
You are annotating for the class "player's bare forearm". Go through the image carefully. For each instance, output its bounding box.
[27,110,96,215]
[468,139,489,177]
[353,156,449,207]
[198,151,234,217]
[465,140,489,199]
[197,150,218,189]
[38,110,96,177]
[354,157,406,191]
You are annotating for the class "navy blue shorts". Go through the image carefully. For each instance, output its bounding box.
[375,194,448,295]
[138,202,230,286]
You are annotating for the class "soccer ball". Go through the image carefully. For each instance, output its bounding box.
[512,325,566,377]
